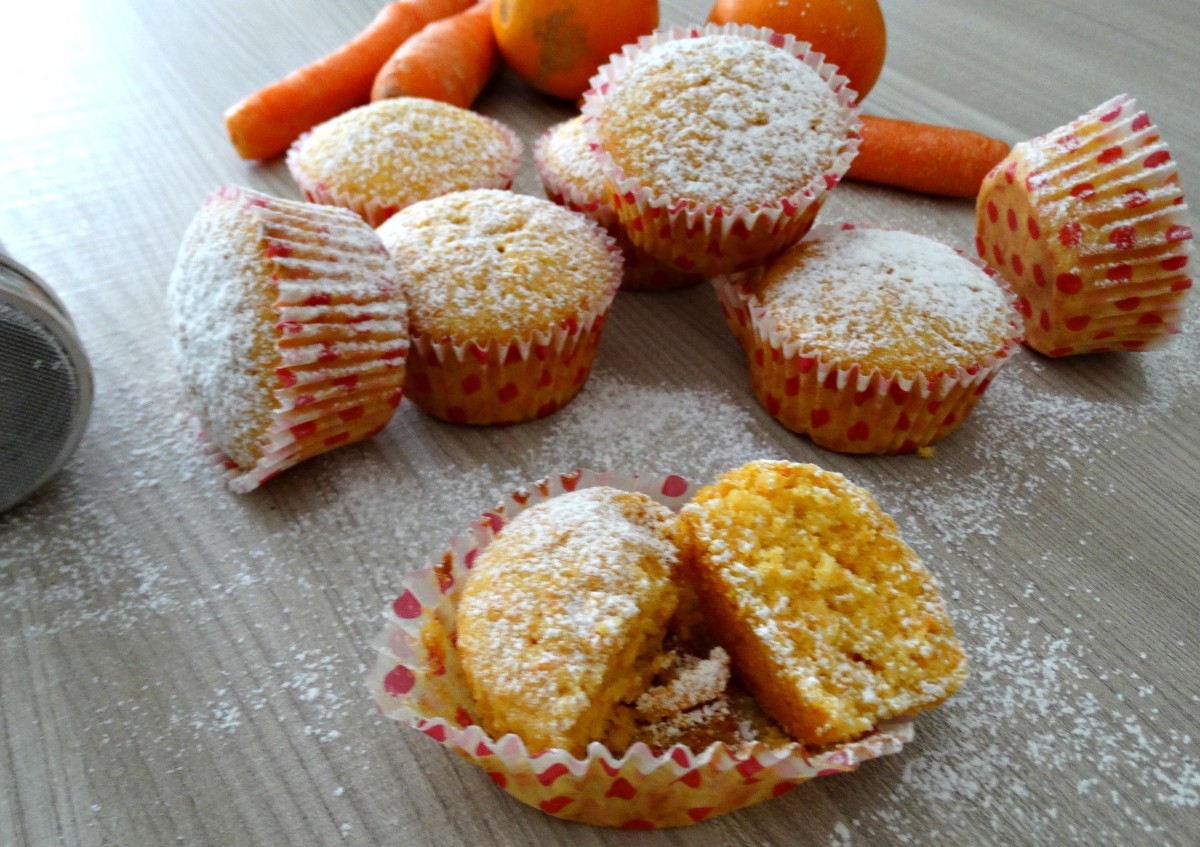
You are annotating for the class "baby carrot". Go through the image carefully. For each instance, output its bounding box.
[371,2,497,107]
[847,115,1011,198]
[224,0,476,160]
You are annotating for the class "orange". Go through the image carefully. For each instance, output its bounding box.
[708,0,887,100]
[492,0,659,101]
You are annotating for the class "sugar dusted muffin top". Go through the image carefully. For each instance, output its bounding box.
[540,116,608,204]
[376,189,620,343]
[679,460,968,747]
[456,487,681,756]
[745,227,1018,374]
[597,34,852,208]
[289,98,517,209]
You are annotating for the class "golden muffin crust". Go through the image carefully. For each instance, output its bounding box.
[290,98,516,207]
[678,460,967,747]
[377,189,620,343]
[457,487,680,756]
[746,228,1017,375]
[541,116,607,204]
[598,34,851,208]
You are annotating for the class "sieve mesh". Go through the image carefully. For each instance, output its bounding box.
[0,300,83,511]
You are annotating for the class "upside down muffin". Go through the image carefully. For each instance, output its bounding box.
[167,185,408,492]
[677,460,968,747]
[456,487,681,756]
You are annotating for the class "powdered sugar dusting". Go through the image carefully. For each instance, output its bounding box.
[600,35,852,206]
[751,228,1018,373]
[377,190,620,342]
[541,116,606,202]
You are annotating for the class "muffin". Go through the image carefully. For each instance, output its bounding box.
[286,97,522,227]
[678,461,968,747]
[581,23,861,276]
[534,116,703,290]
[714,224,1023,454]
[457,486,680,757]
[376,190,621,425]
[370,470,911,828]
[976,94,1193,356]
[167,185,408,492]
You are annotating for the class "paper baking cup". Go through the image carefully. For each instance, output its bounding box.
[405,233,621,425]
[715,224,1023,454]
[194,186,408,492]
[287,117,523,228]
[367,470,913,828]
[976,94,1193,356]
[580,23,861,277]
[533,124,704,291]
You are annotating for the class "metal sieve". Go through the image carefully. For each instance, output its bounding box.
[0,245,94,513]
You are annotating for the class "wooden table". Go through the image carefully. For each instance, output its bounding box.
[2,1,1198,844]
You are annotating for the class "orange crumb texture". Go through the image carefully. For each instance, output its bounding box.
[679,460,968,747]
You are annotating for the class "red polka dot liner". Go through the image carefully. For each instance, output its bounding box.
[190,186,408,493]
[713,224,1023,455]
[532,122,705,291]
[403,246,621,426]
[580,23,862,277]
[976,94,1193,356]
[367,470,912,828]
[286,115,523,228]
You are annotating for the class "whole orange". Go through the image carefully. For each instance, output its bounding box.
[708,0,887,100]
[492,0,659,101]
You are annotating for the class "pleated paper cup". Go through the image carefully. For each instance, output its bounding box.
[176,186,408,493]
[287,107,523,228]
[367,470,913,828]
[714,225,1023,455]
[977,94,1193,356]
[581,23,861,277]
[533,121,705,291]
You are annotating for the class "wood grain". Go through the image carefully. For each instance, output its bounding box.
[2,0,1198,845]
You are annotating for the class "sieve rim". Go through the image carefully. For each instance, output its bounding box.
[0,269,94,513]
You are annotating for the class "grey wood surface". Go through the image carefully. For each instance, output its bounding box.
[2,0,1198,844]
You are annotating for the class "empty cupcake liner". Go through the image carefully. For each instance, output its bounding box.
[367,469,913,828]
[192,186,408,492]
[580,23,862,277]
[287,116,524,228]
[714,224,1023,454]
[977,94,1193,356]
[533,123,705,291]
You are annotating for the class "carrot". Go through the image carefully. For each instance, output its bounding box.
[371,2,497,107]
[847,115,1012,198]
[224,0,476,160]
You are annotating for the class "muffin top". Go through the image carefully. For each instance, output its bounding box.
[457,486,680,754]
[744,227,1019,374]
[377,190,620,343]
[596,34,854,208]
[289,98,518,207]
[539,116,607,205]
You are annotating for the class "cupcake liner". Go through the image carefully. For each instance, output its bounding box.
[196,186,408,492]
[404,224,622,425]
[367,470,913,828]
[533,124,705,291]
[287,117,524,228]
[976,94,1192,356]
[715,224,1023,454]
[580,23,862,277]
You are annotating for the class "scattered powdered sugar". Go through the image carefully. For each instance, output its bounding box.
[753,227,1018,372]
[600,34,852,206]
